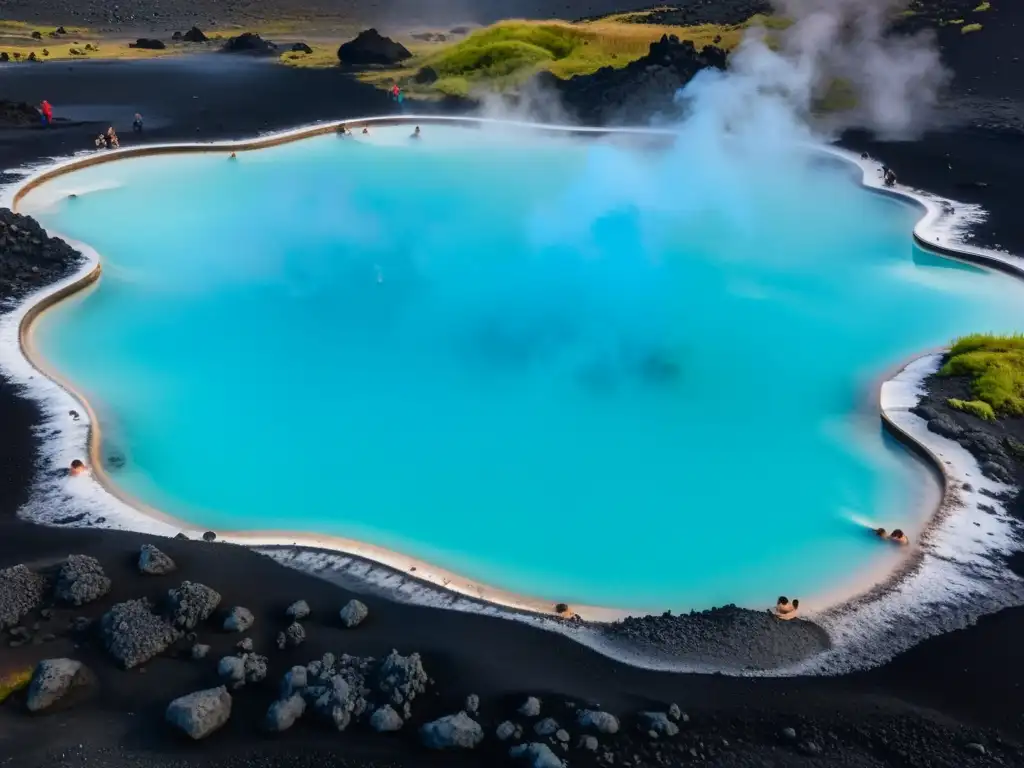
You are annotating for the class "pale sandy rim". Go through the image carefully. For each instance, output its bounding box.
[2,115,1017,628]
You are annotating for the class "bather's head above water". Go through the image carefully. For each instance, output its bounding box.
[69,459,87,477]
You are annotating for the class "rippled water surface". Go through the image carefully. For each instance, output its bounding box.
[23,125,1024,610]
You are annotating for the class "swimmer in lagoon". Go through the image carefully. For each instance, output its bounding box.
[774,596,799,620]
[362,127,369,135]
[229,152,237,160]
[69,459,88,477]
[874,527,888,539]
[890,529,910,546]
[411,126,421,139]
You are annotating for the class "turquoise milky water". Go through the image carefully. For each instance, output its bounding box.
[25,124,1024,611]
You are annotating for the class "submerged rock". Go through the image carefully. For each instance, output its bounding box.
[55,555,111,606]
[26,658,92,711]
[166,686,232,739]
[138,544,176,575]
[101,598,182,669]
[420,711,484,749]
[339,599,368,628]
[0,564,47,628]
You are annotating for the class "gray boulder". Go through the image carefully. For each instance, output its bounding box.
[578,709,619,734]
[26,658,92,711]
[167,581,222,630]
[339,599,368,628]
[218,653,267,689]
[138,544,177,575]
[280,665,307,698]
[276,621,305,649]
[497,720,522,741]
[166,686,232,739]
[370,704,404,732]
[191,643,210,660]
[265,693,306,732]
[375,649,428,718]
[55,555,111,606]
[465,693,480,714]
[668,702,682,721]
[420,711,484,749]
[286,599,310,620]
[0,564,47,628]
[519,696,542,717]
[639,711,679,736]
[534,717,559,736]
[580,734,599,751]
[223,606,254,633]
[510,742,563,768]
[101,598,182,668]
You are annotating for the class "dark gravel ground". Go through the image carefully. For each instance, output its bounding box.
[4,2,1024,767]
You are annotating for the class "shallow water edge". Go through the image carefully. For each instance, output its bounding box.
[2,115,1023,675]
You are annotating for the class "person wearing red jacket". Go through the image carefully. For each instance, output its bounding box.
[40,100,53,126]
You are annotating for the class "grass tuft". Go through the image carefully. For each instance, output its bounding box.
[973,1,991,11]
[940,334,1024,417]
[947,398,996,421]
[0,667,33,704]
[962,22,984,33]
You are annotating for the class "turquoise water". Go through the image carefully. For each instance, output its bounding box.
[25,124,1024,611]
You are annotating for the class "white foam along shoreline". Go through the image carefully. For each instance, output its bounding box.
[2,115,1024,676]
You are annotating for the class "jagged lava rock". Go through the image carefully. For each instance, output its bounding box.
[0,564,47,628]
[370,704,404,732]
[166,581,221,630]
[510,742,563,768]
[221,32,277,55]
[182,26,207,43]
[519,696,542,717]
[339,598,368,628]
[266,693,306,732]
[55,555,111,606]
[138,544,176,575]
[223,606,254,632]
[285,599,310,620]
[102,598,182,668]
[578,709,619,734]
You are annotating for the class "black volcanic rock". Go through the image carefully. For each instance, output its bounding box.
[130,38,166,50]
[290,42,313,54]
[221,32,277,56]
[414,66,438,85]
[0,100,42,127]
[0,209,85,300]
[537,35,728,126]
[182,26,208,43]
[337,28,412,67]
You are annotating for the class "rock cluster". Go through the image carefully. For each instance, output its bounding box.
[0,564,47,628]
[535,35,728,126]
[55,555,111,606]
[276,621,305,649]
[916,403,1020,483]
[262,649,429,734]
[138,544,176,575]
[101,598,182,668]
[217,653,268,689]
[166,581,221,630]
[0,101,43,128]
[0,209,85,301]
[337,28,411,66]
[166,686,232,739]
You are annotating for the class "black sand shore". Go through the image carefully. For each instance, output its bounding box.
[5,6,1024,767]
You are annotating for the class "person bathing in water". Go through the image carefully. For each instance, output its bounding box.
[69,459,88,477]
[875,527,910,546]
[411,125,421,139]
[774,596,799,620]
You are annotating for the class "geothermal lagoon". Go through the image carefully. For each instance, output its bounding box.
[20,123,1024,612]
